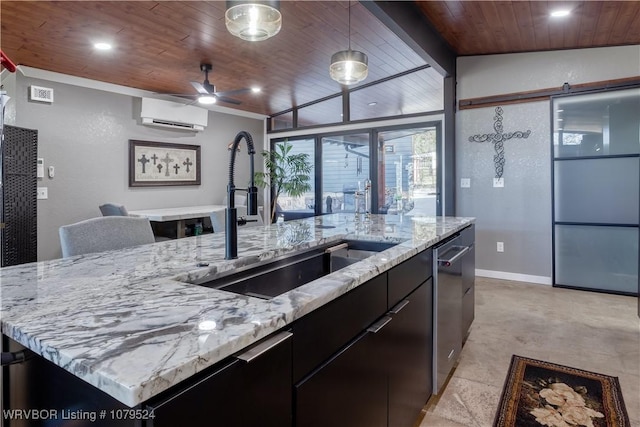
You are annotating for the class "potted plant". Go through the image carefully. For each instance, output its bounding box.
[254,141,312,223]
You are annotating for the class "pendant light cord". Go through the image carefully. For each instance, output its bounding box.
[348,1,352,51]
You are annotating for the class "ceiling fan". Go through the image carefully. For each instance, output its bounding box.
[171,63,252,105]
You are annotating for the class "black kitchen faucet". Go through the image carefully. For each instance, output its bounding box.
[225,130,259,260]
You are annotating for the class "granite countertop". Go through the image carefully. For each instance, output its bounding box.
[0,213,474,407]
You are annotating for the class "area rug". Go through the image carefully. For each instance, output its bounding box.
[493,355,630,427]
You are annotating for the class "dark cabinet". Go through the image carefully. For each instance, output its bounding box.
[2,337,136,427]
[388,248,432,309]
[295,327,388,427]
[386,280,433,427]
[293,250,434,427]
[292,274,387,383]
[147,331,292,427]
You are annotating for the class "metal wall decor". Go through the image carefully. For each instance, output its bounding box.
[468,106,531,178]
[129,140,201,187]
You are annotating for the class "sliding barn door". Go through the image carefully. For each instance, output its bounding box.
[552,87,639,295]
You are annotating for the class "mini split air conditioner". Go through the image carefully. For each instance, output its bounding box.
[140,98,208,132]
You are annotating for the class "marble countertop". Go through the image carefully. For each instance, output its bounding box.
[0,213,473,407]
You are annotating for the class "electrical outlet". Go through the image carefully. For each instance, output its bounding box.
[460,178,471,188]
[497,241,504,252]
[493,177,504,187]
[37,187,48,199]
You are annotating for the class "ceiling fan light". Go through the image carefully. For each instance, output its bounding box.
[225,1,281,42]
[198,96,217,105]
[330,50,368,85]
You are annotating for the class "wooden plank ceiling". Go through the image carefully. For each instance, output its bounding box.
[417,1,640,55]
[1,1,638,122]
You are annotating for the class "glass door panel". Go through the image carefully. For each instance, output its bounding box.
[271,138,316,222]
[555,224,638,294]
[321,133,370,214]
[377,126,438,216]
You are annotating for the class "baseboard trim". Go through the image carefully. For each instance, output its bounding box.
[475,269,552,285]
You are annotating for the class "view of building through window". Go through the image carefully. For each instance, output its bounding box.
[274,124,439,217]
[378,127,438,216]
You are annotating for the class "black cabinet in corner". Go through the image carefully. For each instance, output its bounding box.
[146,331,292,427]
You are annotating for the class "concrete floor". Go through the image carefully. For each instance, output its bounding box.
[416,277,640,427]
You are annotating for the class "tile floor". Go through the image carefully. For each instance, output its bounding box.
[415,277,640,427]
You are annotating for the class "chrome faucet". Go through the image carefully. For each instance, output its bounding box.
[225,131,258,260]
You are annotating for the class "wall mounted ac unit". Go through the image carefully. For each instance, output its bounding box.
[140,98,208,132]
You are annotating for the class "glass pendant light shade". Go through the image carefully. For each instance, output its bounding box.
[225,1,282,41]
[330,50,368,85]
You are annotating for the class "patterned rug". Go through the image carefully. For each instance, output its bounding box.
[494,355,630,427]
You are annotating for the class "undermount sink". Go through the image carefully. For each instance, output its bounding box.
[192,240,399,299]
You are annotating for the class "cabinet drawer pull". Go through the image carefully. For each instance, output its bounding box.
[236,331,292,363]
[367,316,392,334]
[389,299,410,314]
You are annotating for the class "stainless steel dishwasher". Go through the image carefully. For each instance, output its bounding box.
[432,233,472,394]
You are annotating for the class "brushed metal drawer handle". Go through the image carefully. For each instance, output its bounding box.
[367,316,392,334]
[389,299,410,314]
[236,331,292,363]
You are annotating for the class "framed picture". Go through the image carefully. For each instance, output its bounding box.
[129,140,201,187]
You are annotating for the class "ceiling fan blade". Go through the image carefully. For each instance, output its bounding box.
[215,95,242,105]
[162,93,198,97]
[190,81,210,94]
[214,88,251,97]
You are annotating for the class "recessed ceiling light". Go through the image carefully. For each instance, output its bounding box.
[251,87,261,93]
[550,10,570,17]
[93,42,112,50]
[368,102,377,106]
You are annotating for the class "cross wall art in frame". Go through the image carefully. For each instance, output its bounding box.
[129,140,201,187]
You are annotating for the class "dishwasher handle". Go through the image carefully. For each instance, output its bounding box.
[437,245,470,267]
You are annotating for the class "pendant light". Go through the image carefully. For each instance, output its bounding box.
[330,1,368,85]
[225,1,282,42]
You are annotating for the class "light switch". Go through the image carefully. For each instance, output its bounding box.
[37,187,48,199]
[493,178,504,188]
[37,158,45,178]
[460,178,471,188]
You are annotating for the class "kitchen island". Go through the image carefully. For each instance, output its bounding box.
[1,213,474,426]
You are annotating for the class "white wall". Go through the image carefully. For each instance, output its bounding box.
[5,72,265,261]
[456,45,640,284]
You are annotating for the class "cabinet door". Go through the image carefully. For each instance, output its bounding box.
[148,331,292,427]
[295,329,387,427]
[387,280,433,427]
